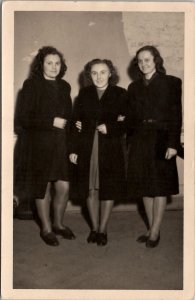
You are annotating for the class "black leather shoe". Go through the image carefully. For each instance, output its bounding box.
[53,226,76,240]
[96,232,107,246]
[87,231,97,243]
[40,231,59,246]
[136,235,149,243]
[146,234,160,248]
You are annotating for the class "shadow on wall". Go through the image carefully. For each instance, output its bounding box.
[14,89,37,220]
[127,56,142,82]
[77,70,88,90]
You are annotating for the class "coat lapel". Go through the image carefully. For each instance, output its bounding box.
[93,84,111,104]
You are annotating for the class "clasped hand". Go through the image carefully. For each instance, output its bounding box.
[165,148,177,159]
[75,121,107,134]
[69,153,78,164]
[53,117,67,129]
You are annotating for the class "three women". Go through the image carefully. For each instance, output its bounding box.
[15,45,182,248]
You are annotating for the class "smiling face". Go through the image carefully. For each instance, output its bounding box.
[90,63,111,90]
[137,50,156,79]
[43,54,61,80]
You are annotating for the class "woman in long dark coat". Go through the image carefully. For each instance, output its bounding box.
[126,46,182,247]
[15,46,75,246]
[70,59,126,246]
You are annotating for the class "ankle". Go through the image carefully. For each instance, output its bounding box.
[99,229,107,234]
[91,226,99,232]
[41,228,52,234]
[53,221,65,229]
[149,230,160,240]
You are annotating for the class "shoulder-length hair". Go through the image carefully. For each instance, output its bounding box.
[29,46,67,79]
[134,45,166,76]
[84,58,119,86]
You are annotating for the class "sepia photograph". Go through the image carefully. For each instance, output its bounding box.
[1,1,195,300]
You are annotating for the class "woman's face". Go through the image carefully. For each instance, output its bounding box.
[90,63,111,90]
[43,54,61,80]
[137,50,156,77]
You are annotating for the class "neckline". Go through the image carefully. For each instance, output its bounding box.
[143,72,159,86]
[43,77,58,84]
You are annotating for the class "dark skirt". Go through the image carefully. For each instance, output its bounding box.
[127,125,179,197]
[14,129,70,200]
[48,129,70,182]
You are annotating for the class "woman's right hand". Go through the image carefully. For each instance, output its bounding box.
[53,117,67,129]
[69,153,78,164]
[76,121,82,132]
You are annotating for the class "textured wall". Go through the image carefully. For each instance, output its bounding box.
[14,11,130,99]
[122,12,184,81]
[14,11,184,204]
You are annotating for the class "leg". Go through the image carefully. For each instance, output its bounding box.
[137,196,154,242]
[150,196,167,240]
[99,200,114,233]
[53,180,69,229]
[52,180,75,239]
[35,182,52,233]
[35,183,59,246]
[87,189,100,231]
[96,200,114,246]
[143,196,154,233]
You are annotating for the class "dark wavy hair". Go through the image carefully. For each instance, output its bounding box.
[84,59,119,86]
[134,45,166,76]
[29,46,67,79]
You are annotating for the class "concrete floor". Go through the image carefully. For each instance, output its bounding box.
[13,210,183,290]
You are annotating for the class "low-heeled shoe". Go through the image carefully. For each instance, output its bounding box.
[40,231,59,246]
[136,234,149,243]
[146,235,160,248]
[96,232,107,246]
[87,230,97,243]
[53,226,76,240]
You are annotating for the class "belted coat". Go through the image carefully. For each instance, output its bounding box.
[125,73,182,197]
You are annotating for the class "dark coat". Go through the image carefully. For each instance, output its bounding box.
[70,85,126,200]
[125,73,182,197]
[14,77,72,199]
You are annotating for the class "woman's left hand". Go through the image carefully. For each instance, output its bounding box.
[117,115,125,122]
[97,124,107,134]
[165,148,177,160]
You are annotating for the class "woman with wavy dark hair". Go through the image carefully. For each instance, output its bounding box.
[15,46,75,246]
[126,45,182,247]
[70,59,126,246]
[29,46,67,79]
[84,58,119,86]
[134,45,166,76]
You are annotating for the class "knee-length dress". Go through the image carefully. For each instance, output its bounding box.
[89,89,105,190]
[14,76,72,199]
[70,85,126,201]
[126,73,182,197]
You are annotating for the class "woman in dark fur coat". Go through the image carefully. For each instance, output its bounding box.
[15,46,75,246]
[126,45,182,248]
[70,59,126,246]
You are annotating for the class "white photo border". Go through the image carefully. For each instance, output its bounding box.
[2,1,195,300]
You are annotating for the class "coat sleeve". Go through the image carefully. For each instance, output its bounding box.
[69,91,83,154]
[18,79,54,130]
[105,89,127,137]
[123,83,137,137]
[167,77,182,150]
